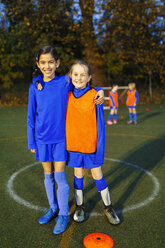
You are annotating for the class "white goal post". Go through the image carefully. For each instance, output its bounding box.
[103,86,129,110]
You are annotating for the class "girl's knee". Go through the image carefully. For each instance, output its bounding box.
[74,167,84,178]
[54,161,66,172]
[42,162,53,174]
[91,167,103,180]
[111,109,114,115]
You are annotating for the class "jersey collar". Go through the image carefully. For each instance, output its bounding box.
[73,85,90,98]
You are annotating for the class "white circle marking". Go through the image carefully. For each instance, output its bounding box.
[7,158,160,215]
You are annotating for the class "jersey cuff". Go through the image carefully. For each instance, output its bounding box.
[28,144,36,149]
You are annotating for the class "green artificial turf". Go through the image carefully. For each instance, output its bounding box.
[0,105,165,248]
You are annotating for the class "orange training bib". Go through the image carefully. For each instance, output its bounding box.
[126,90,136,106]
[109,91,118,107]
[66,89,97,153]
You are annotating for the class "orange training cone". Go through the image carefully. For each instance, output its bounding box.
[83,232,114,248]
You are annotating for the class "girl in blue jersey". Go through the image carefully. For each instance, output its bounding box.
[27,46,104,235]
[66,61,120,225]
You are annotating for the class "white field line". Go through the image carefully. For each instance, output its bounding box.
[105,158,160,214]
[7,162,47,212]
[7,158,160,216]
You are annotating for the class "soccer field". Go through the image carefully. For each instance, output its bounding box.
[0,105,165,248]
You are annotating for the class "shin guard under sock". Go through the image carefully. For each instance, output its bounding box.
[44,172,58,210]
[55,171,70,216]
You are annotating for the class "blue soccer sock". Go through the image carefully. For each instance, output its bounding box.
[55,171,70,216]
[94,177,111,206]
[44,172,58,210]
[74,176,84,206]
[74,176,84,190]
[129,113,133,121]
[134,113,137,122]
[108,114,112,121]
[94,177,107,192]
[114,113,117,121]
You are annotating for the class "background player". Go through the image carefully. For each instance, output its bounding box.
[107,84,119,125]
[126,82,139,125]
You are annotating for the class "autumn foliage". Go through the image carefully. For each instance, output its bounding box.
[0,0,165,100]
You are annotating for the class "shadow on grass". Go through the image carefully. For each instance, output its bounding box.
[117,109,163,125]
[68,135,165,223]
[112,135,165,218]
[138,110,163,123]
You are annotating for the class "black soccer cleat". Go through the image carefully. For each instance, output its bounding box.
[73,205,86,223]
[104,204,120,225]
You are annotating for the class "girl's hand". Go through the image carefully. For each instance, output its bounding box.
[94,90,104,105]
[37,82,43,91]
[30,149,36,153]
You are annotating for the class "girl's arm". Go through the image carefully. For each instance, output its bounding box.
[94,87,104,105]
[67,76,74,92]
[126,91,128,105]
[95,103,105,165]
[36,78,104,104]
[135,91,139,105]
[34,75,44,90]
[27,83,36,150]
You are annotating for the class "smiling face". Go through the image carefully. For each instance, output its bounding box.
[70,64,91,89]
[37,53,60,81]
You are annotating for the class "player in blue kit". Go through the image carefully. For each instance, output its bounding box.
[27,46,104,235]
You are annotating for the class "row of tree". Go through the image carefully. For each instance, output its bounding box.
[0,0,165,96]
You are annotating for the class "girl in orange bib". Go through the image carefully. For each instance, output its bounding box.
[107,84,119,125]
[126,82,139,124]
[66,61,120,225]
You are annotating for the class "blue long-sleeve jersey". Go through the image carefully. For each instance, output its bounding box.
[135,90,139,105]
[27,75,102,149]
[27,75,72,149]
